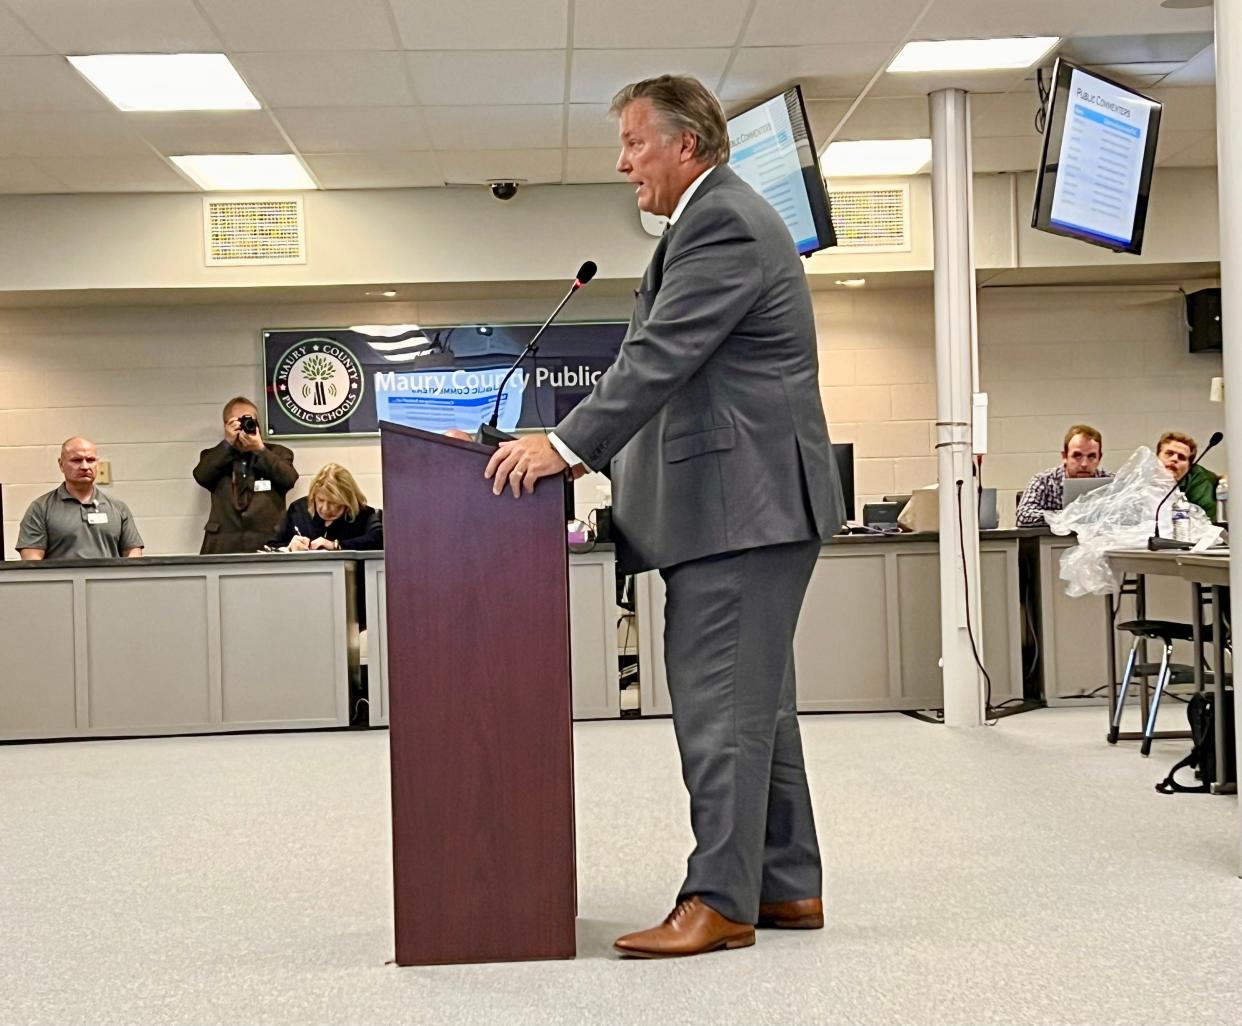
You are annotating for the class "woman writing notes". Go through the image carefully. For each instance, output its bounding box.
[267,463,383,551]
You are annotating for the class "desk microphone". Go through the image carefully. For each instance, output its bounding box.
[1147,430,1223,550]
[474,260,597,447]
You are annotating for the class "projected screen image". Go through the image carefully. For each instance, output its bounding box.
[728,96,819,252]
[263,322,626,438]
[1032,59,1162,254]
[726,86,836,256]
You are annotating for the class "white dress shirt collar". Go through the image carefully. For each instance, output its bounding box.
[668,165,716,225]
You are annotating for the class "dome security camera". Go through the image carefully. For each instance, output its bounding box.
[489,181,520,201]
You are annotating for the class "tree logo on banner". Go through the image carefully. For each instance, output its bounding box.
[272,338,365,429]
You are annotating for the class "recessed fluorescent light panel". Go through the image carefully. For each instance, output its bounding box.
[67,54,259,111]
[889,36,1059,73]
[821,139,932,177]
[171,154,315,191]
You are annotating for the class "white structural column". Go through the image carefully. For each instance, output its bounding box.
[929,88,984,727]
[1213,1,1242,872]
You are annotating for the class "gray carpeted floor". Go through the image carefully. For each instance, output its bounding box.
[1,707,1239,1026]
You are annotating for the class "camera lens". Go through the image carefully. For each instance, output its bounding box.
[239,415,258,434]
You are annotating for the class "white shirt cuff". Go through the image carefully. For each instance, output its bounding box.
[548,432,585,468]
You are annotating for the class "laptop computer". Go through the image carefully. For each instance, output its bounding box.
[1063,476,1110,505]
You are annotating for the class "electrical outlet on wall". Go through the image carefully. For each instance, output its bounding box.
[96,460,112,485]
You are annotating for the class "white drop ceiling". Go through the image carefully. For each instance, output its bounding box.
[0,0,1219,195]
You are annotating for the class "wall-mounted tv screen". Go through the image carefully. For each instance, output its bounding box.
[727,84,837,256]
[1031,58,1162,254]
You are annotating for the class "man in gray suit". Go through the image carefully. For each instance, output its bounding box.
[485,75,846,958]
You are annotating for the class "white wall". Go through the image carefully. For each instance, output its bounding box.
[0,294,634,557]
[1,284,1223,556]
[814,285,1224,521]
[0,167,1223,296]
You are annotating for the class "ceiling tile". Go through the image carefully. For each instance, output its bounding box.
[233,52,414,108]
[568,104,617,147]
[275,107,432,152]
[303,152,443,188]
[719,44,894,103]
[4,0,222,53]
[1160,45,1215,88]
[565,147,620,184]
[1072,6,1214,37]
[196,0,400,51]
[913,0,1088,39]
[868,67,1031,99]
[745,0,927,47]
[0,6,51,55]
[970,89,1043,139]
[573,0,750,49]
[0,157,68,192]
[405,51,566,105]
[0,111,152,156]
[32,155,195,192]
[1061,32,1212,65]
[128,111,288,155]
[423,105,563,150]
[822,96,927,141]
[803,99,851,147]
[0,55,109,110]
[389,0,568,50]
[570,48,731,104]
[437,149,563,185]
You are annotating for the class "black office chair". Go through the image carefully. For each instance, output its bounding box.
[1108,617,1209,756]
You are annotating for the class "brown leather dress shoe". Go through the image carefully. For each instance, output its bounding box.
[756,897,824,929]
[613,896,755,958]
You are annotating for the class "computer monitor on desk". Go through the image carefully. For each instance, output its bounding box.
[832,443,854,522]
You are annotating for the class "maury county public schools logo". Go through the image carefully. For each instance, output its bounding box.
[273,339,365,428]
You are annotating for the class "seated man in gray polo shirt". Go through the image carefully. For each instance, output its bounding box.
[17,437,144,561]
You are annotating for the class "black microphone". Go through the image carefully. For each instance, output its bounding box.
[1148,430,1223,550]
[475,261,597,447]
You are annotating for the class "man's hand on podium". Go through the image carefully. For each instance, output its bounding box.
[485,434,569,497]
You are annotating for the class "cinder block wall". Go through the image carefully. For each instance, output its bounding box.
[0,285,1225,555]
[815,286,1225,522]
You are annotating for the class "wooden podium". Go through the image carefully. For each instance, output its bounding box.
[379,423,576,966]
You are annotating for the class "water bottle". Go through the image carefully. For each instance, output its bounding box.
[1171,493,1192,542]
[1216,480,1228,528]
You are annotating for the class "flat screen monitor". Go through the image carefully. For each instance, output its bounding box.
[832,442,855,522]
[1031,58,1162,254]
[727,85,837,257]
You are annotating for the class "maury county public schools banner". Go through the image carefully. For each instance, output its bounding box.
[262,322,626,438]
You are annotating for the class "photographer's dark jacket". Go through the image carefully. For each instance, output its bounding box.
[193,441,298,554]
[267,497,383,551]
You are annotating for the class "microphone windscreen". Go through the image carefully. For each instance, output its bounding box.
[1208,430,1224,446]
[575,260,598,286]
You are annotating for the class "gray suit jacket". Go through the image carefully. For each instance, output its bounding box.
[556,163,846,574]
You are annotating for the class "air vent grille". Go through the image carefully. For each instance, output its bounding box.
[826,185,910,251]
[204,197,305,266]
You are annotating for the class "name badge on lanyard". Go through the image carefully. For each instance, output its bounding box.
[86,511,109,525]
[254,479,272,492]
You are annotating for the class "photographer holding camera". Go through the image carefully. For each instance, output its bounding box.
[193,396,298,554]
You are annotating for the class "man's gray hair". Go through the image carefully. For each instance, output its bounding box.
[609,75,730,165]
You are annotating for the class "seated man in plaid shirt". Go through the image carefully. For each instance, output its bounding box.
[1016,424,1111,527]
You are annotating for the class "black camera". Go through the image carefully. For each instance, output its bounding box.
[238,414,258,435]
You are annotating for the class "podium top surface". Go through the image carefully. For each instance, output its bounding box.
[379,421,496,456]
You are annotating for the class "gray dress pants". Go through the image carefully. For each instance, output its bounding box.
[659,537,823,924]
